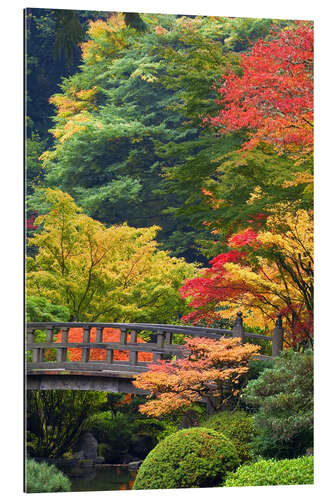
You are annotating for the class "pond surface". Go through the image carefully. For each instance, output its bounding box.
[59,465,137,492]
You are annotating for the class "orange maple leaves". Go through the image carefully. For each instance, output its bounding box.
[134,337,260,416]
[54,328,153,362]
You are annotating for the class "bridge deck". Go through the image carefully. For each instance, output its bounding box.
[26,317,283,392]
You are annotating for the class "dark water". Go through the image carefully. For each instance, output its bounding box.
[59,466,137,492]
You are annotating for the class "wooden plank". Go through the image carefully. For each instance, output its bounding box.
[27,342,183,353]
[244,332,273,341]
[27,361,149,372]
[27,322,234,336]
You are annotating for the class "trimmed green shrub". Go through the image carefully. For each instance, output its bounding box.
[133,427,240,490]
[224,456,314,487]
[247,357,275,382]
[202,411,254,463]
[242,349,313,459]
[26,459,71,493]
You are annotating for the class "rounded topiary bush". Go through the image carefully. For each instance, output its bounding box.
[224,456,314,487]
[202,411,254,464]
[133,427,240,490]
[26,459,71,493]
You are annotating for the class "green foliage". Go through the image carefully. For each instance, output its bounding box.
[37,15,289,262]
[25,8,110,137]
[86,409,178,462]
[154,420,179,443]
[26,296,70,322]
[26,390,107,458]
[133,427,240,490]
[242,350,313,458]
[85,412,133,463]
[197,147,312,237]
[26,188,195,322]
[201,411,254,464]
[53,10,85,63]
[25,296,70,361]
[26,131,47,196]
[26,458,71,493]
[224,456,314,487]
[124,13,147,32]
[246,357,275,383]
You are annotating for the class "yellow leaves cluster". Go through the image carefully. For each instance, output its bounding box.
[26,189,195,322]
[81,15,127,64]
[215,207,313,334]
[282,171,314,189]
[260,207,313,261]
[246,186,263,205]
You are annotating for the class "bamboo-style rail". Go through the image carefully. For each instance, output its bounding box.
[26,313,284,376]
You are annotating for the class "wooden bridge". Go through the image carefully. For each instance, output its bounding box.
[26,313,284,393]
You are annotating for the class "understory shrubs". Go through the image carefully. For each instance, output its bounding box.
[25,459,71,493]
[202,410,254,463]
[85,412,132,463]
[224,456,314,487]
[86,411,176,462]
[133,427,240,490]
[242,349,313,458]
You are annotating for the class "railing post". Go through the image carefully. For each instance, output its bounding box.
[272,314,284,357]
[153,333,164,362]
[120,328,127,345]
[232,312,245,343]
[106,348,114,364]
[57,327,68,362]
[96,326,103,343]
[46,327,53,343]
[28,327,39,363]
[165,332,173,345]
[27,327,34,348]
[81,326,91,362]
[129,330,138,366]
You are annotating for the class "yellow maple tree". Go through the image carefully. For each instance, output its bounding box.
[181,206,313,348]
[26,189,195,322]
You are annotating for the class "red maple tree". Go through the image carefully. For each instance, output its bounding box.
[210,23,313,157]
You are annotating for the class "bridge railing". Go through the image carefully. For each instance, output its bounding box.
[26,313,284,373]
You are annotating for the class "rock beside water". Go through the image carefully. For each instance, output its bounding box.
[75,432,98,460]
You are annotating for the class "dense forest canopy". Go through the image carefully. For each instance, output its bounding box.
[26,10,313,345]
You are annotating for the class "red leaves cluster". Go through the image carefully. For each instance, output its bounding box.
[180,249,246,324]
[228,228,258,248]
[278,305,313,348]
[210,23,313,154]
[26,213,37,231]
